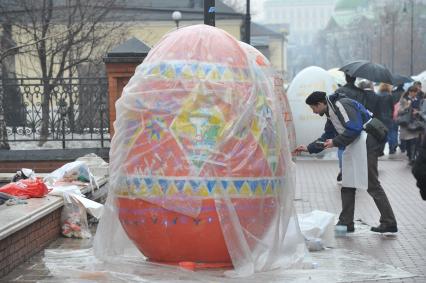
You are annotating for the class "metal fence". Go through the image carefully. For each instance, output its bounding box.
[1,77,110,148]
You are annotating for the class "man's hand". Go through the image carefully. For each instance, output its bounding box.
[324,139,334,149]
[294,145,308,155]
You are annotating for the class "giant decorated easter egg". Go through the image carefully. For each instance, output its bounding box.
[110,25,295,266]
[287,66,338,146]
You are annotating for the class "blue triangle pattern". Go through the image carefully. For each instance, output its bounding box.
[234,180,245,192]
[206,180,216,193]
[144,178,153,190]
[159,63,167,75]
[189,180,200,191]
[158,179,169,194]
[217,66,225,76]
[174,63,184,76]
[174,180,185,192]
[221,180,228,190]
[191,63,199,73]
[203,64,212,75]
[133,177,141,187]
[248,180,258,193]
[260,180,268,192]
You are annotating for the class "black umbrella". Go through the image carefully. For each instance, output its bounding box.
[339,60,393,84]
[391,74,413,85]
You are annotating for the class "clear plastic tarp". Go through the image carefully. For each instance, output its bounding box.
[95,24,305,277]
[41,247,414,282]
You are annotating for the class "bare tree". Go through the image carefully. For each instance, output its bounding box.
[222,0,246,13]
[0,0,125,145]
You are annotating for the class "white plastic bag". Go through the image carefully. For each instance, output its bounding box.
[298,210,335,250]
[61,192,91,239]
[44,161,98,193]
[73,194,104,220]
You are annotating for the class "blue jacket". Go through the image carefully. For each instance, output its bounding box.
[307,93,371,154]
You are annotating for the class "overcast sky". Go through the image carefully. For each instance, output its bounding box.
[224,0,266,22]
[250,0,265,21]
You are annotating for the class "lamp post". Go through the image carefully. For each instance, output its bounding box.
[403,0,414,75]
[244,0,251,44]
[172,11,182,29]
[204,0,215,26]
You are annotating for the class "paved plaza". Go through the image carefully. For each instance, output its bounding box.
[2,153,425,282]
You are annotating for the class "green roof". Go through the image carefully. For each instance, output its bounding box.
[265,0,335,5]
[335,0,368,11]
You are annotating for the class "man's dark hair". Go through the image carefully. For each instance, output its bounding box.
[305,91,327,105]
[345,74,356,84]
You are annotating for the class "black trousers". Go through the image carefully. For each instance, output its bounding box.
[339,135,397,227]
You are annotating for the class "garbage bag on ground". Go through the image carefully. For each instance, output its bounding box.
[298,210,335,251]
[61,192,91,239]
[76,153,109,179]
[44,161,98,193]
[11,168,35,182]
[0,178,49,199]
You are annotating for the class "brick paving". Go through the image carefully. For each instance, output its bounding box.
[296,156,426,283]
[2,155,425,282]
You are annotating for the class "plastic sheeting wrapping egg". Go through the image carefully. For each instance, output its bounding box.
[240,41,296,152]
[109,24,305,271]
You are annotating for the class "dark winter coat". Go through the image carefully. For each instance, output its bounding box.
[307,93,371,154]
[337,84,383,124]
[412,133,426,200]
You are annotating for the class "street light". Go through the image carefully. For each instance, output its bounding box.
[244,0,251,44]
[403,0,414,75]
[172,11,182,29]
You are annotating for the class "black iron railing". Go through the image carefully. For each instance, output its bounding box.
[0,77,110,148]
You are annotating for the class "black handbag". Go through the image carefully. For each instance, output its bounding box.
[396,108,411,126]
[364,117,388,142]
[407,118,425,132]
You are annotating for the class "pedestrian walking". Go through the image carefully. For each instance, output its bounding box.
[294,91,398,233]
[377,83,397,154]
[397,86,424,165]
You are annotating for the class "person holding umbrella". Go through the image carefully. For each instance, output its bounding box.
[334,63,386,180]
[294,91,398,234]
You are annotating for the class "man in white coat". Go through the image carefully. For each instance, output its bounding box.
[295,91,397,233]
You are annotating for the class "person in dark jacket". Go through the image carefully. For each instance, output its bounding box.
[392,84,406,152]
[295,91,398,233]
[377,83,397,154]
[337,74,365,103]
[414,81,424,99]
[412,132,426,200]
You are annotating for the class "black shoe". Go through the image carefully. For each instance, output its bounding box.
[337,172,342,182]
[370,224,398,233]
[336,221,354,232]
